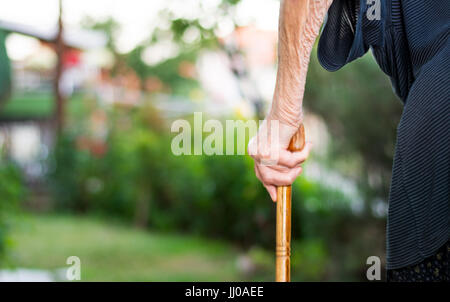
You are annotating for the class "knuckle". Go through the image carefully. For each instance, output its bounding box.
[288,174,295,183]
[287,157,297,168]
[260,149,270,159]
[259,168,269,181]
[279,152,292,168]
[264,173,274,184]
[304,148,311,158]
[297,153,306,164]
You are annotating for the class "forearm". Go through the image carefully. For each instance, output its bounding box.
[269,0,332,127]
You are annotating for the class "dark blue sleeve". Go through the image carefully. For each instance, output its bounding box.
[318,0,385,71]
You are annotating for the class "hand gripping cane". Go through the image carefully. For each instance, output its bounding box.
[275,124,305,282]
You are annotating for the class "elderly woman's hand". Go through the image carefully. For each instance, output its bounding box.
[249,0,331,201]
[248,117,312,201]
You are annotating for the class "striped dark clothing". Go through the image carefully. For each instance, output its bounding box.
[387,240,450,281]
[318,0,450,270]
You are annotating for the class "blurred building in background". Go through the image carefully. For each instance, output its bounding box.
[0,20,106,181]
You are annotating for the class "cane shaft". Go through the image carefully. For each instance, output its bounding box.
[276,185,292,282]
[275,124,305,282]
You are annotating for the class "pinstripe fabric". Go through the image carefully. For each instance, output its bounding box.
[318,0,450,269]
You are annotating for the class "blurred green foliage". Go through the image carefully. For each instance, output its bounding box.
[83,0,241,96]
[0,158,25,260]
[306,51,403,204]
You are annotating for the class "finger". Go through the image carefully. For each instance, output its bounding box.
[266,164,290,173]
[264,184,277,202]
[255,165,277,202]
[254,164,262,182]
[277,142,313,168]
[257,165,303,186]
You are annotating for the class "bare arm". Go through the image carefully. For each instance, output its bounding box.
[249,0,332,201]
[269,0,333,127]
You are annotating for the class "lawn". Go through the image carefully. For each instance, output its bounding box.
[5,214,252,281]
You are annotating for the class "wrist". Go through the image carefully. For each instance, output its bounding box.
[267,103,303,129]
[264,110,302,148]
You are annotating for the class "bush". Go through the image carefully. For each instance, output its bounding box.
[49,101,354,246]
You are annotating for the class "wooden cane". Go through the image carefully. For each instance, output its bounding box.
[275,124,305,282]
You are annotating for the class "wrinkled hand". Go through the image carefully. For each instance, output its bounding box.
[248,118,312,202]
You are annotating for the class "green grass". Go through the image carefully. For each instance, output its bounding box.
[5,214,246,281]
